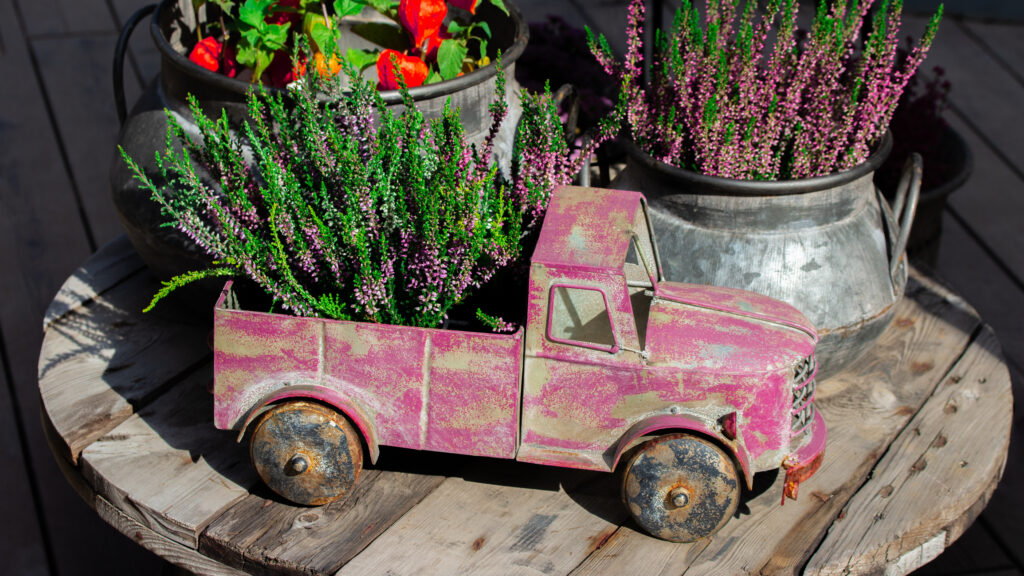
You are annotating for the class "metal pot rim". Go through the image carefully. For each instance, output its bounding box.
[623,132,893,196]
[148,0,528,104]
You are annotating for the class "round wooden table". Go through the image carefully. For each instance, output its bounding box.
[40,237,1013,575]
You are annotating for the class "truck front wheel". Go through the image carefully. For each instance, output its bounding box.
[250,400,363,506]
[622,434,740,542]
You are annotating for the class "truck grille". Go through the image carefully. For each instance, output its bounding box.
[791,354,816,434]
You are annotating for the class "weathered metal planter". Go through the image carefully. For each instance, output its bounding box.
[109,0,528,282]
[213,186,827,543]
[614,134,921,380]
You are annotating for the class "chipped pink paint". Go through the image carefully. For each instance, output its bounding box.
[213,185,827,505]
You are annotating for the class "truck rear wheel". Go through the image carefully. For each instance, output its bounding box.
[250,400,363,506]
[622,434,740,542]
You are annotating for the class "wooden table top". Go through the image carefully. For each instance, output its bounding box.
[38,236,1013,576]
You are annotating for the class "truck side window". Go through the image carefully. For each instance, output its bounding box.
[548,286,616,350]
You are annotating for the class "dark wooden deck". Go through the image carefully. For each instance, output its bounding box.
[0,0,1020,573]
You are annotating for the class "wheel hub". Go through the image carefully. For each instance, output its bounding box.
[669,487,691,508]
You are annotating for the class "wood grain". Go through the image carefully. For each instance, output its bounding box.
[44,235,146,331]
[0,353,50,575]
[0,0,162,573]
[805,326,1012,575]
[32,32,139,247]
[96,495,248,576]
[337,463,627,576]
[39,269,212,464]
[910,15,1024,176]
[201,467,447,576]
[14,0,114,36]
[941,111,1024,293]
[963,20,1024,83]
[81,364,256,549]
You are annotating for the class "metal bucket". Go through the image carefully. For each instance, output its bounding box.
[110,0,528,281]
[614,134,921,380]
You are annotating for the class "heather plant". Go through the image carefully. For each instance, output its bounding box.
[588,0,943,180]
[121,56,600,328]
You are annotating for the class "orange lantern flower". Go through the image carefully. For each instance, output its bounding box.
[377,49,429,89]
[398,0,447,49]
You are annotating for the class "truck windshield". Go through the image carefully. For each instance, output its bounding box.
[624,235,656,289]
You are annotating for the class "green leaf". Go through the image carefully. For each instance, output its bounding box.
[262,22,290,50]
[425,69,444,84]
[334,0,366,18]
[239,0,274,27]
[346,47,379,71]
[447,21,468,35]
[364,0,399,14]
[476,21,491,38]
[437,39,468,80]
[311,21,335,52]
[487,0,508,16]
[477,38,488,59]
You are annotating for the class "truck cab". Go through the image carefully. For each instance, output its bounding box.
[517,187,824,541]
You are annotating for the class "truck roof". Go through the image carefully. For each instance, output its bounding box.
[531,186,646,272]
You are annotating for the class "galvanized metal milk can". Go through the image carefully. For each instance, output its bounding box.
[615,134,921,380]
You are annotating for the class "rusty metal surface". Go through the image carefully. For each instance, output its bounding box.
[622,434,741,543]
[214,293,523,459]
[250,401,363,506]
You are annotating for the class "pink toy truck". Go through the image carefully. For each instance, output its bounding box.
[213,186,825,542]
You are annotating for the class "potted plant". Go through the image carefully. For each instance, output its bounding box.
[119,58,607,323]
[589,0,942,379]
[112,0,528,284]
[875,62,972,268]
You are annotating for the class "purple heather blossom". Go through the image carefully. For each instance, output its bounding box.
[592,0,942,180]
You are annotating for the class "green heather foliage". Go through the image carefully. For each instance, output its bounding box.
[122,58,594,328]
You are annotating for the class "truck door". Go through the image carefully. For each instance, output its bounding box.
[518,269,645,470]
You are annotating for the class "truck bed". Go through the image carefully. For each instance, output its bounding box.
[213,283,525,460]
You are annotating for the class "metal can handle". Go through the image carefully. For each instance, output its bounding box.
[113,3,157,126]
[888,153,923,281]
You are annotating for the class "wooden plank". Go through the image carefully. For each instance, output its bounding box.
[0,0,94,320]
[14,0,115,36]
[44,234,145,331]
[962,20,1024,85]
[39,269,212,464]
[975,363,1024,568]
[80,364,256,549]
[935,214,1024,381]
[804,326,1012,575]
[906,15,1024,177]
[940,111,1024,286]
[337,461,626,576]
[201,464,447,576]
[570,272,981,575]
[95,495,248,576]
[32,32,139,247]
[0,1,163,574]
[0,348,50,576]
[912,521,1015,575]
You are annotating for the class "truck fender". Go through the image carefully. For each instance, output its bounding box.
[609,412,753,490]
[237,384,380,464]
